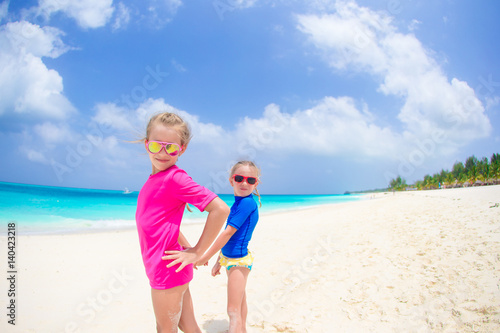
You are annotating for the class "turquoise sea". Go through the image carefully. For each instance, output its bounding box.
[0,182,365,235]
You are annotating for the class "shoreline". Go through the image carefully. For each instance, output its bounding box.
[2,193,368,236]
[1,185,499,332]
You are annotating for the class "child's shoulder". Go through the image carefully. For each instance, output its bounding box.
[238,194,258,207]
[167,165,193,181]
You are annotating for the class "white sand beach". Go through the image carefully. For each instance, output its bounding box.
[1,185,499,332]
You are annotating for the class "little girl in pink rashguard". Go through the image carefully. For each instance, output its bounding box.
[135,112,229,332]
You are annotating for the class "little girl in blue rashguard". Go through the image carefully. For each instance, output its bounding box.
[197,160,261,332]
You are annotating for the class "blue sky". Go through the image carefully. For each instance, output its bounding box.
[0,0,499,194]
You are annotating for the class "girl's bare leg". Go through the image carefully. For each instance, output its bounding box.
[151,283,188,333]
[226,267,250,333]
[178,287,202,333]
[241,290,247,331]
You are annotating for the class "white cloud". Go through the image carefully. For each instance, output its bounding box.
[25,149,50,164]
[88,98,229,177]
[91,135,124,159]
[34,122,72,144]
[297,5,393,71]
[144,0,183,27]
[297,0,491,154]
[1,20,70,58]
[112,2,131,31]
[408,19,421,31]
[235,97,399,157]
[92,98,227,143]
[0,21,76,119]
[91,96,400,172]
[92,103,134,132]
[37,0,114,29]
[134,98,227,143]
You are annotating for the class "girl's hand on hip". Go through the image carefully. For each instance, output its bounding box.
[162,249,198,273]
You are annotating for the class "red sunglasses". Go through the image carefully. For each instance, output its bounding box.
[233,174,258,185]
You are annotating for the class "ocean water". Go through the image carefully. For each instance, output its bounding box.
[0,182,364,235]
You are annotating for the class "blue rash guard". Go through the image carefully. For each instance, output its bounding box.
[221,194,259,258]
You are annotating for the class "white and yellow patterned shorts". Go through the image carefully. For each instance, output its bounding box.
[219,251,254,271]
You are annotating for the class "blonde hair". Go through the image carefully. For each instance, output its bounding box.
[143,112,192,147]
[230,160,262,207]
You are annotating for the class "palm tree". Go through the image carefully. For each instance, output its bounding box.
[459,172,468,187]
[465,155,479,185]
[445,172,454,188]
[491,153,500,184]
[452,161,465,180]
[451,161,465,186]
[477,157,490,184]
[389,176,407,191]
[423,174,433,189]
[403,152,498,191]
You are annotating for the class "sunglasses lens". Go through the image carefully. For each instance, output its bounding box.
[165,144,180,156]
[233,175,257,184]
[148,141,162,153]
[147,141,181,155]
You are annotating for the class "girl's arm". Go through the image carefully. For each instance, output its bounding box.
[196,225,237,267]
[163,197,229,272]
[211,255,222,277]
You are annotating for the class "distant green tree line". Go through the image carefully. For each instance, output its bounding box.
[389,153,500,191]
